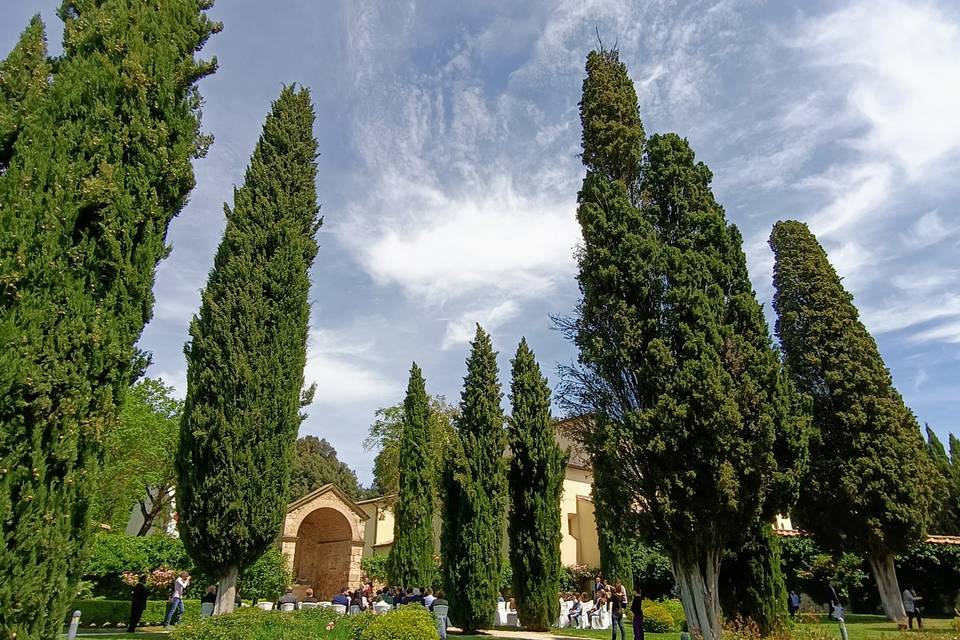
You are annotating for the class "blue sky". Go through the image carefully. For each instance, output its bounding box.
[3,0,959,485]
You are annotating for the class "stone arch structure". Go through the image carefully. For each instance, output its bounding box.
[282,484,368,600]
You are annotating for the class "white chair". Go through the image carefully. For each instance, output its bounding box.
[200,602,215,618]
[557,601,571,628]
[349,605,361,616]
[300,602,318,610]
[331,604,347,615]
[495,601,508,626]
[580,601,593,629]
[373,601,391,614]
[280,602,296,612]
[432,604,449,640]
[591,605,610,630]
[256,602,274,611]
[507,610,519,627]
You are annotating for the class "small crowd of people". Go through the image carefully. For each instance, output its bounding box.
[563,575,644,640]
[271,582,448,614]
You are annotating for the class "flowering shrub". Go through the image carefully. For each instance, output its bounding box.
[121,572,140,587]
[149,566,177,591]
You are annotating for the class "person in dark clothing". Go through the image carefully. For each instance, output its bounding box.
[200,585,217,604]
[611,589,626,640]
[127,575,149,633]
[630,586,644,640]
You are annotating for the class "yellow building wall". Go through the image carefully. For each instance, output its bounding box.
[358,499,396,557]
[560,465,597,567]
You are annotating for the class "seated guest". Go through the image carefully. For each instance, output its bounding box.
[351,588,368,611]
[301,588,318,604]
[380,589,394,606]
[332,587,350,607]
[277,587,298,607]
[429,590,448,612]
[423,589,435,608]
[587,590,607,617]
[568,595,583,625]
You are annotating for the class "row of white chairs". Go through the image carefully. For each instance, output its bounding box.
[556,599,612,630]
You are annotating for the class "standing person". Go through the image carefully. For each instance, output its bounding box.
[610,586,626,640]
[595,574,605,600]
[126,574,148,633]
[630,586,644,640]
[788,590,801,618]
[615,580,627,607]
[163,571,190,629]
[903,586,923,630]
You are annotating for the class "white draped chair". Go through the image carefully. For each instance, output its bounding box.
[280,602,296,612]
[495,601,509,626]
[200,602,215,618]
[300,602,318,610]
[256,602,274,611]
[331,604,347,615]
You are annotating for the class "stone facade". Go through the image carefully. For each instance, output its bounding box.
[282,484,368,600]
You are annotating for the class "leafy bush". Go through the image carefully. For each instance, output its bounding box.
[561,563,599,593]
[361,555,389,585]
[238,547,290,602]
[171,607,345,640]
[633,544,676,599]
[67,599,199,627]
[350,610,377,639]
[658,597,686,631]
[642,600,676,633]
[360,605,438,640]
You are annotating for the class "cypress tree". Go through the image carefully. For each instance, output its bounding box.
[0,16,49,172]
[720,523,788,635]
[507,338,567,631]
[176,86,320,615]
[0,4,217,638]
[387,363,436,588]
[566,49,806,640]
[769,220,937,620]
[925,427,959,535]
[441,325,507,633]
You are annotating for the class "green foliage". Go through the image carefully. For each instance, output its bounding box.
[171,606,346,640]
[238,547,290,603]
[361,555,390,585]
[176,86,320,588]
[925,426,960,536]
[565,48,807,640]
[658,598,687,631]
[289,435,364,501]
[632,544,675,599]
[643,600,679,632]
[507,339,567,630]
[359,604,439,640]
[388,363,437,587]
[93,378,181,533]
[779,535,870,611]
[0,3,217,637]
[770,221,937,562]
[721,524,788,636]
[441,326,507,633]
[365,396,456,499]
[68,599,199,627]
[0,16,49,172]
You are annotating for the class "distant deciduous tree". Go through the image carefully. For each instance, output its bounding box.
[289,435,364,501]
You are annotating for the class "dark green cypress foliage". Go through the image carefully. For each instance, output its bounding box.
[720,523,787,635]
[441,325,507,633]
[925,427,959,535]
[176,86,320,615]
[0,16,49,172]
[507,338,567,631]
[387,363,436,588]
[566,48,806,640]
[769,220,937,620]
[0,4,217,638]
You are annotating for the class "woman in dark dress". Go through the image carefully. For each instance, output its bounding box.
[630,585,644,640]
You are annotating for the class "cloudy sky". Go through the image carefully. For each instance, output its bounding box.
[3,0,959,485]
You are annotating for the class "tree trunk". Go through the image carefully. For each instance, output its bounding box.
[867,552,905,621]
[672,549,723,640]
[214,565,239,616]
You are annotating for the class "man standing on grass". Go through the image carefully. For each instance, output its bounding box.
[127,575,148,632]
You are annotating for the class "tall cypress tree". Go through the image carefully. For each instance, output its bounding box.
[925,426,959,535]
[176,86,320,615]
[769,220,937,620]
[387,363,436,588]
[566,49,806,640]
[441,325,507,633]
[507,338,566,631]
[0,4,217,638]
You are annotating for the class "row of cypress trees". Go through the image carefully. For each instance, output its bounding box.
[568,45,938,639]
[386,327,566,633]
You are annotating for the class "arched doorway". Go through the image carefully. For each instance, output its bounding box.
[292,507,355,599]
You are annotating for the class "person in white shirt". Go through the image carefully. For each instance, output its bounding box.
[163,572,191,628]
[902,587,923,629]
[423,589,436,608]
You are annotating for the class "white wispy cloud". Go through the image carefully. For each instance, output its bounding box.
[442,300,520,350]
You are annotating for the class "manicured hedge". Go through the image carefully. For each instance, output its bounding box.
[67,599,200,627]
[169,604,439,640]
[641,600,676,633]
